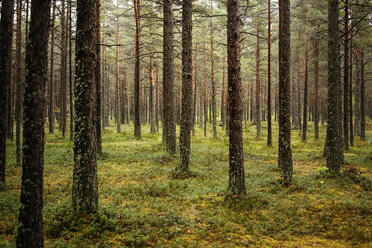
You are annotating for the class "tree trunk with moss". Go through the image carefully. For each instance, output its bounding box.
[16,0,50,246]
[278,0,293,183]
[227,0,246,195]
[0,0,14,189]
[326,0,342,172]
[72,0,98,213]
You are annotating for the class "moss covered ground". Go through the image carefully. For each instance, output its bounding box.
[0,121,371,247]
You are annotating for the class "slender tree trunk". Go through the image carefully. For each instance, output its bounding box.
[116,0,121,133]
[314,35,320,140]
[349,18,354,146]
[302,0,310,142]
[227,0,245,195]
[73,0,98,213]
[221,58,226,128]
[15,0,23,165]
[179,0,193,172]
[354,50,360,136]
[96,0,102,151]
[163,0,177,153]
[255,32,261,137]
[0,0,14,189]
[16,0,50,245]
[134,0,141,138]
[360,52,365,140]
[278,0,293,183]
[297,50,302,130]
[343,0,349,149]
[267,0,272,146]
[155,56,159,132]
[210,2,217,138]
[203,43,208,137]
[150,48,156,133]
[61,0,67,138]
[192,43,198,135]
[49,0,56,134]
[326,0,342,172]
[101,33,106,130]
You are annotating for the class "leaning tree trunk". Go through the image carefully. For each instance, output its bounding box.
[326,0,342,172]
[0,0,14,189]
[16,0,50,246]
[178,0,193,172]
[72,0,98,213]
[278,0,293,183]
[227,0,246,195]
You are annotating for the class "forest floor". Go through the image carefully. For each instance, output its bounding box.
[0,121,371,247]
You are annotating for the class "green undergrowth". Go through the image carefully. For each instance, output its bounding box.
[0,121,371,247]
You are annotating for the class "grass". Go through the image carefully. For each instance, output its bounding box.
[0,120,371,247]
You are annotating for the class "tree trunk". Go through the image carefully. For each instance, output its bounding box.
[210,2,217,138]
[49,0,56,134]
[155,56,159,132]
[203,42,208,137]
[278,0,293,183]
[61,0,67,138]
[163,0,177,153]
[96,0,102,151]
[349,18,354,146]
[16,0,50,245]
[343,0,349,149]
[178,0,193,172]
[360,52,365,140]
[314,35,320,140]
[134,0,141,138]
[150,48,156,133]
[192,43,197,135]
[326,0,342,172]
[227,0,245,195]
[72,0,98,212]
[0,0,14,189]
[115,0,121,133]
[221,58,226,128]
[267,0,272,146]
[302,0,310,142]
[354,50,360,136]
[255,31,261,137]
[15,0,23,165]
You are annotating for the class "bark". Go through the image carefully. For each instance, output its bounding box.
[349,19,354,146]
[314,36,320,140]
[278,0,293,183]
[115,0,120,133]
[326,0,342,172]
[227,0,245,195]
[343,0,349,149]
[73,0,98,212]
[221,58,226,128]
[49,0,56,134]
[61,0,67,138]
[192,43,197,134]
[203,42,208,137]
[150,48,156,133]
[302,0,310,142]
[360,52,365,140]
[96,0,102,151]
[0,0,14,188]
[163,0,177,153]
[267,0,272,146]
[255,31,261,137]
[134,0,141,138]
[178,0,193,172]
[16,0,50,246]
[155,56,159,131]
[210,2,217,138]
[15,0,23,165]
[354,51,360,136]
